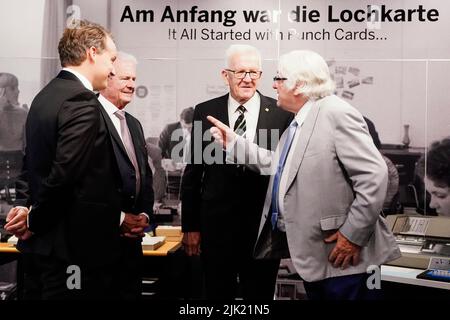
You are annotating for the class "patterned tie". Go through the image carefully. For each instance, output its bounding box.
[270,120,298,230]
[233,105,247,136]
[114,110,141,196]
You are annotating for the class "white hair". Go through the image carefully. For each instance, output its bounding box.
[225,44,262,69]
[116,51,138,65]
[278,50,335,100]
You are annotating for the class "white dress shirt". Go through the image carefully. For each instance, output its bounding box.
[228,92,260,143]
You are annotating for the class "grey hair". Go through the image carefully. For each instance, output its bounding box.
[278,50,335,100]
[116,51,138,65]
[225,44,262,69]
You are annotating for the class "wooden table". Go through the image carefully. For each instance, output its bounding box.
[143,241,181,256]
[0,240,184,299]
[0,241,181,256]
[0,242,19,254]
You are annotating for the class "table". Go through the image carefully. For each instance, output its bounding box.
[381,265,450,299]
[382,265,450,290]
[0,240,184,299]
[0,241,181,256]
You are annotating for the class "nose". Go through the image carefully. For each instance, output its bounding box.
[429,195,438,210]
[242,73,252,82]
[272,81,278,90]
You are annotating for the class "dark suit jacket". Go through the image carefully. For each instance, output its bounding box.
[158,121,183,159]
[14,71,153,267]
[97,103,154,218]
[181,92,293,258]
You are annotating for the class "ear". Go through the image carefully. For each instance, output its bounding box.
[293,81,306,96]
[221,69,229,86]
[297,80,306,89]
[86,46,97,63]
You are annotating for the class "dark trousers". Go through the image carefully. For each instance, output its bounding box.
[22,242,142,300]
[303,272,382,300]
[202,253,280,300]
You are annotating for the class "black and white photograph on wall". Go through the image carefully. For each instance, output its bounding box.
[0,0,449,305]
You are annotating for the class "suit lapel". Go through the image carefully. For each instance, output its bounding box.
[254,93,276,146]
[97,104,133,167]
[284,101,321,193]
[213,94,230,127]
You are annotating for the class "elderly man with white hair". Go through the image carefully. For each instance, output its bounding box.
[97,51,154,298]
[181,44,293,300]
[208,50,401,300]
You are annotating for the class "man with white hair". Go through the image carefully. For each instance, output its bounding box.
[181,44,293,299]
[208,50,400,300]
[98,51,154,299]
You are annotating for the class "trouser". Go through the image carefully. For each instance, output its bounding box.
[21,243,142,300]
[303,272,383,300]
[202,253,280,300]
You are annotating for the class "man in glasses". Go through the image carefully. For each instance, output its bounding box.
[181,44,293,299]
[208,50,401,300]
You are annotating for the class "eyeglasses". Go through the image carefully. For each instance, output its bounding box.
[225,69,262,80]
[273,76,288,82]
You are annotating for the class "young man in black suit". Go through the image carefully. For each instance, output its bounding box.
[181,44,293,299]
[5,21,151,299]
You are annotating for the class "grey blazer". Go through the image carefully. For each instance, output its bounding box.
[232,95,401,282]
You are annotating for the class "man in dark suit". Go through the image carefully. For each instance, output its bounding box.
[5,21,151,299]
[159,107,194,162]
[181,44,293,299]
[97,51,154,299]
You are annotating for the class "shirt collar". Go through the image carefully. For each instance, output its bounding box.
[98,94,120,116]
[228,92,260,117]
[294,99,314,127]
[62,67,93,91]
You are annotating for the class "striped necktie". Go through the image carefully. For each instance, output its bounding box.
[233,105,247,136]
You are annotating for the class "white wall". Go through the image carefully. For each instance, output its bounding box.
[1,0,449,145]
[0,0,46,107]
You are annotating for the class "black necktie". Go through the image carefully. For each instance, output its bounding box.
[233,105,247,136]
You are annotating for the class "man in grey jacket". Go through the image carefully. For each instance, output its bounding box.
[208,50,400,300]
